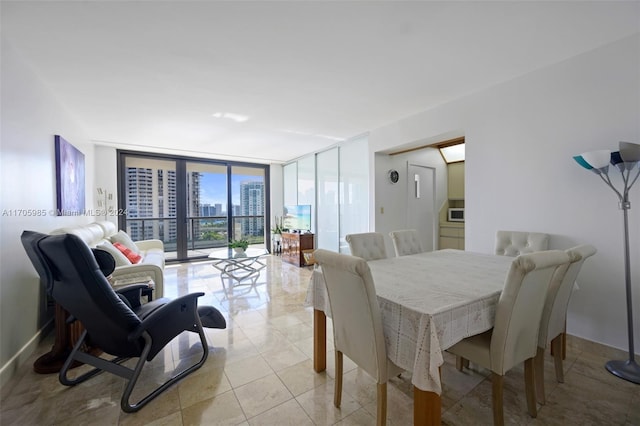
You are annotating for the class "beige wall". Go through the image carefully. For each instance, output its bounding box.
[0,42,96,385]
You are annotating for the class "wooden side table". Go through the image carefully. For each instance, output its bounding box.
[110,276,155,303]
[33,304,101,374]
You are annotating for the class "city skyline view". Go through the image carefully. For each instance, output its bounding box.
[123,157,267,258]
[199,172,263,211]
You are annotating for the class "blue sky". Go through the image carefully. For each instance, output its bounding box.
[199,173,263,206]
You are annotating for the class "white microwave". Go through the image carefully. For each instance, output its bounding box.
[448,208,465,222]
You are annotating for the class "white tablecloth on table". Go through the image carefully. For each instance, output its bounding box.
[305,249,514,394]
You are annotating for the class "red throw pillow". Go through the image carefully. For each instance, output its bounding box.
[113,242,142,264]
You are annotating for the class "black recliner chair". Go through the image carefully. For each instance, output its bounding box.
[21,230,226,412]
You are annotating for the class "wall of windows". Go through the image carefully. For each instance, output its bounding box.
[118,151,269,261]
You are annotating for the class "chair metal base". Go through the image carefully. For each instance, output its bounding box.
[59,324,209,412]
[605,359,640,385]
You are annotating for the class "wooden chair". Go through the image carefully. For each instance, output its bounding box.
[535,244,597,404]
[389,229,424,256]
[314,249,403,426]
[447,250,571,425]
[345,232,388,261]
[495,230,549,256]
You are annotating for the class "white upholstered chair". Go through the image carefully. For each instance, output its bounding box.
[535,244,597,404]
[313,249,403,426]
[447,250,571,426]
[494,230,549,257]
[389,229,424,257]
[345,232,388,261]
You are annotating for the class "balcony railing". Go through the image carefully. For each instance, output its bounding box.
[125,215,265,260]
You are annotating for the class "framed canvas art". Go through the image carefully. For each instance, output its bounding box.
[55,135,85,215]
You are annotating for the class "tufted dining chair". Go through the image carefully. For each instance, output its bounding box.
[447,250,571,426]
[345,232,388,261]
[535,244,597,404]
[314,249,403,426]
[389,229,424,257]
[494,230,549,257]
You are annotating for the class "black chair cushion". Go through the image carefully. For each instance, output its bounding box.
[198,306,227,329]
[38,233,145,357]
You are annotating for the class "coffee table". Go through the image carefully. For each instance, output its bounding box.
[208,248,268,294]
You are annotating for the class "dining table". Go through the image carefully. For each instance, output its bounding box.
[305,249,515,425]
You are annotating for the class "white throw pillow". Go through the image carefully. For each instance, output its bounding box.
[96,241,131,267]
[110,230,140,254]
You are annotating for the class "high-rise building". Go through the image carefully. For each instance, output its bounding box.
[125,168,201,243]
[187,172,201,238]
[126,167,168,241]
[239,181,265,237]
[200,204,216,217]
[126,168,268,244]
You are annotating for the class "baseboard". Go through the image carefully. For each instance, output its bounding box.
[0,319,53,388]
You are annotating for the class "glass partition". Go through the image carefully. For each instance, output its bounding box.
[316,147,339,251]
[283,162,297,206]
[339,136,369,252]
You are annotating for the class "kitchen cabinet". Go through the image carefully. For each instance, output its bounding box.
[439,224,465,250]
[448,162,465,200]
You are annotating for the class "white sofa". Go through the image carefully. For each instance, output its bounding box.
[49,221,165,297]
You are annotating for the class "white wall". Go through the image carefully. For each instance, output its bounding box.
[370,34,640,351]
[94,145,119,226]
[0,43,96,385]
[374,148,448,255]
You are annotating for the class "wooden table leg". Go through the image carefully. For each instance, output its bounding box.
[313,309,326,372]
[413,386,441,425]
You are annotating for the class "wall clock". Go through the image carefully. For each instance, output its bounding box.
[388,169,399,184]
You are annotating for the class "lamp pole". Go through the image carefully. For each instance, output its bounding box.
[605,183,640,382]
[574,142,640,384]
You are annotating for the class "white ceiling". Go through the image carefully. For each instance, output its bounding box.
[2,1,639,164]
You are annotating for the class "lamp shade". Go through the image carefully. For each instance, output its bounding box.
[619,142,640,162]
[581,150,612,169]
[611,151,624,165]
[610,151,627,172]
[573,155,594,170]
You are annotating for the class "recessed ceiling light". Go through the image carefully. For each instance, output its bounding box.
[211,112,249,123]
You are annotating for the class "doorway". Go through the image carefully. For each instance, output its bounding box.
[406,163,436,251]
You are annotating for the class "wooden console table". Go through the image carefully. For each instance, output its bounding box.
[281,232,315,267]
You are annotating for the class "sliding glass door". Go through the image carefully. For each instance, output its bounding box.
[185,162,228,258]
[119,152,269,261]
[122,156,179,257]
[231,166,266,246]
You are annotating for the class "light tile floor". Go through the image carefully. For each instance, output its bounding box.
[2,255,640,425]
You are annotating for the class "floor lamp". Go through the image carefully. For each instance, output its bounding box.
[573,141,640,384]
